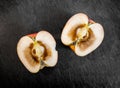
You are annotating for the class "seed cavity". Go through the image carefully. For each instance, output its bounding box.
[30,41,45,62]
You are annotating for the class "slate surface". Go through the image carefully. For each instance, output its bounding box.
[0,0,120,88]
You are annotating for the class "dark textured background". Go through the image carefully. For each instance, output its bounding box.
[0,0,120,88]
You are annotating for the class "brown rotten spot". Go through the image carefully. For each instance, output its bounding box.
[17,31,58,73]
[61,13,104,56]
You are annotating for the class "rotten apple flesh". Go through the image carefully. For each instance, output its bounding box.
[70,20,95,50]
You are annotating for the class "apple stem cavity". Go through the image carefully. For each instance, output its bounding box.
[28,33,37,41]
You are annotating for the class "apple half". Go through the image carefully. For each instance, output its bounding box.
[17,31,58,73]
[61,13,104,56]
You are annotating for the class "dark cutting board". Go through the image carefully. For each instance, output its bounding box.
[0,0,120,88]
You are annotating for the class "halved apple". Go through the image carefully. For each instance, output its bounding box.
[61,13,104,56]
[17,31,58,73]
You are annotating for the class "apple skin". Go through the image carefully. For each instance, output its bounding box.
[27,33,37,38]
[89,19,95,24]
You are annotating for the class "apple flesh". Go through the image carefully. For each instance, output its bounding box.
[61,13,104,56]
[17,31,58,73]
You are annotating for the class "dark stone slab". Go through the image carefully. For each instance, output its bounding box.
[0,0,120,88]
